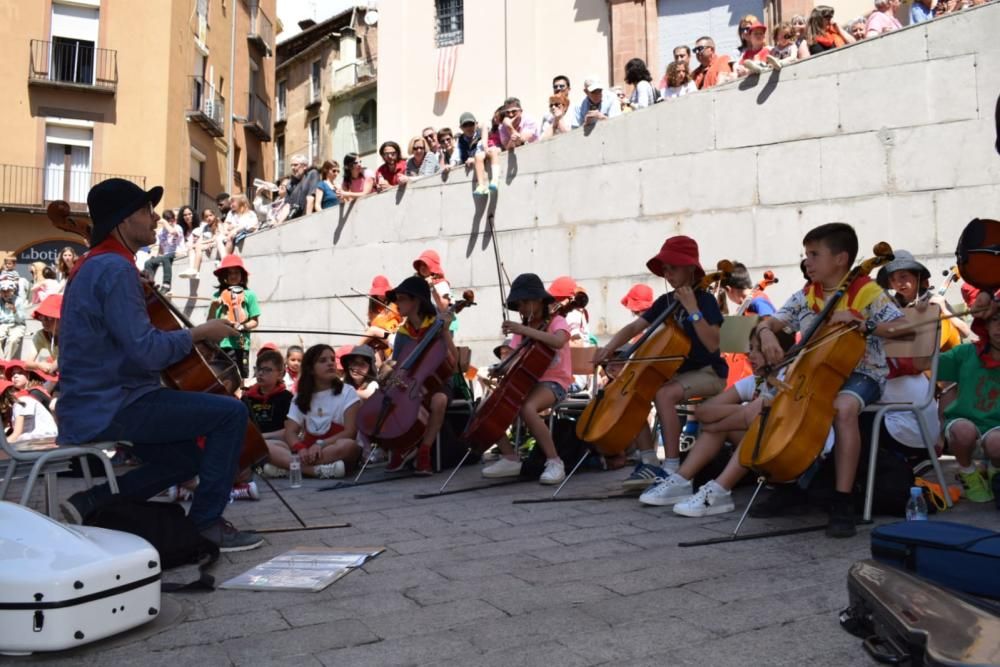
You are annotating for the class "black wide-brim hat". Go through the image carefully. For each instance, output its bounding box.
[385,275,433,307]
[506,273,554,310]
[87,178,164,245]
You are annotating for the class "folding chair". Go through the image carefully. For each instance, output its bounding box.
[862,309,952,521]
[0,428,121,518]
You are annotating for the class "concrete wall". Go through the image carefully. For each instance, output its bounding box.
[176,4,1000,369]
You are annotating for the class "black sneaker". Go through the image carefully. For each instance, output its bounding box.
[826,495,857,539]
[199,518,264,552]
[748,484,809,518]
[59,490,100,525]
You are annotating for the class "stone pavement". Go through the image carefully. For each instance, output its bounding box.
[9,460,997,666]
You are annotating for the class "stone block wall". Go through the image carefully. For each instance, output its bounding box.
[177,4,1000,368]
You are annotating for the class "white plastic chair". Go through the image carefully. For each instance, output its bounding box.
[0,428,122,518]
[861,316,952,521]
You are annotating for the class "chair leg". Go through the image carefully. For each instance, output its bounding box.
[863,413,885,522]
[80,455,93,489]
[94,450,120,495]
[0,460,15,500]
[915,411,952,510]
[45,471,58,518]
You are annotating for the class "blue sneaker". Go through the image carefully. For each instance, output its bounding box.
[622,462,667,491]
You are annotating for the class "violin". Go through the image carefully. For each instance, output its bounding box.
[219,285,247,327]
[461,306,559,453]
[357,290,475,451]
[724,269,779,388]
[365,301,403,353]
[45,201,269,473]
[737,243,895,483]
[576,261,734,456]
[956,218,1000,293]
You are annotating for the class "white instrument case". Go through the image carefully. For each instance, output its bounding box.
[0,502,161,655]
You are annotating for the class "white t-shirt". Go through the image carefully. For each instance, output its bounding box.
[565,309,590,343]
[661,81,698,99]
[732,373,835,454]
[12,395,58,441]
[286,386,360,437]
[880,374,939,448]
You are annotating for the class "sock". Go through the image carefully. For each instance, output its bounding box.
[958,464,978,474]
[663,457,680,473]
[640,450,659,466]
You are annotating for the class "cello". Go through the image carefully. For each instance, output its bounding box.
[955,218,1000,293]
[461,304,559,453]
[738,243,895,483]
[722,269,779,388]
[45,201,269,472]
[576,261,734,456]
[357,291,475,451]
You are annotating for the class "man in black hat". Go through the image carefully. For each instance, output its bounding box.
[57,178,263,552]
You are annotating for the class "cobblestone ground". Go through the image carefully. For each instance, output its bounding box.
[7,458,995,666]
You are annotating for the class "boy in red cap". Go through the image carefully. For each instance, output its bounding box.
[593,235,729,493]
[208,255,260,379]
[27,293,61,376]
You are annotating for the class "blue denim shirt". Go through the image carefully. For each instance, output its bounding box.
[57,253,192,444]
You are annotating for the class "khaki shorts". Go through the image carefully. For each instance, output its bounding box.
[671,366,727,401]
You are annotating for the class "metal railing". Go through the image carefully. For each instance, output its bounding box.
[332,58,377,94]
[247,1,274,55]
[0,164,144,210]
[187,76,226,137]
[247,93,271,141]
[28,39,118,92]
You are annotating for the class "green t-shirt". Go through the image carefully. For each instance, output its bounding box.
[937,343,1000,434]
[212,288,261,351]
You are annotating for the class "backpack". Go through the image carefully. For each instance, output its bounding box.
[86,499,219,590]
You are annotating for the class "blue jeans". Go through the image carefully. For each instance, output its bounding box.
[88,388,248,529]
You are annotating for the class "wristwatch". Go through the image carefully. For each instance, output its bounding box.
[688,311,703,323]
[864,320,877,336]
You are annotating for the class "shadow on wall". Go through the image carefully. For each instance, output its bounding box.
[573,0,610,36]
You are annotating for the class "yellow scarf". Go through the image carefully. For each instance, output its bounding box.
[803,275,883,317]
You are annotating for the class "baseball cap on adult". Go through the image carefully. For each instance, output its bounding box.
[459,112,477,127]
[87,178,163,245]
[583,77,605,92]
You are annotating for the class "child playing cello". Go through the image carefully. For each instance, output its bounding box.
[481,273,571,484]
[382,276,457,475]
[593,236,729,490]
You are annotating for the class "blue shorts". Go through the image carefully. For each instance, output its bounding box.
[538,381,568,403]
[838,372,881,409]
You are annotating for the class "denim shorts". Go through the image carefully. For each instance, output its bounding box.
[838,372,881,409]
[538,381,568,403]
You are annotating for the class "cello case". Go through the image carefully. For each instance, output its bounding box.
[0,503,161,655]
[841,559,1000,666]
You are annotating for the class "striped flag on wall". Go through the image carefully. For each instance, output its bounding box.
[436,45,458,93]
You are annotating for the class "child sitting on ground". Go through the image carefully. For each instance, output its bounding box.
[1,378,58,442]
[236,348,294,499]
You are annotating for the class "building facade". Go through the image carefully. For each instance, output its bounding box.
[274,9,379,177]
[0,0,276,276]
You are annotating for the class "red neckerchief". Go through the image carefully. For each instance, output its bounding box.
[245,381,288,401]
[978,340,1000,369]
[400,316,433,339]
[66,236,137,287]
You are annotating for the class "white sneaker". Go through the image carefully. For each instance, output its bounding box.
[744,60,764,74]
[766,54,782,71]
[673,481,736,518]
[539,458,566,485]
[314,461,346,479]
[639,474,693,506]
[178,268,197,279]
[261,463,288,478]
[482,457,522,478]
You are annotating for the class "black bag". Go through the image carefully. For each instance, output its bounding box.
[86,499,219,590]
[520,418,592,480]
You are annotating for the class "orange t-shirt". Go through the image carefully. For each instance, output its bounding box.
[692,55,732,90]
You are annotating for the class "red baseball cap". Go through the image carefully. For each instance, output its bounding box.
[548,276,578,299]
[259,341,279,351]
[369,275,392,297]
[747,21,767,32]
[621,284,654,312]
[646,236,704,278]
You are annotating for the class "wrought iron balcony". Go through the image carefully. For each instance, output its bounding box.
[246,93,272,142]
[28,39,118,93]
[247,1,274,56]
[331,58,377,96]
[0,163,145,212]
[187,76,226,138]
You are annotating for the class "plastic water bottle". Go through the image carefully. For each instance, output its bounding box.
[289,454,303,489]
[905,486,928,521]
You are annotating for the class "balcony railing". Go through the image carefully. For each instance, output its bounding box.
[0,164,145,212]
[331,58,377,95]
[247,1,274,56]
[28,39,118,93]
[246,93,272,142]
[187,76,226,138]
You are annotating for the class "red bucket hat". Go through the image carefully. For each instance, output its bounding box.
[259,341,279,351]
[621,284,654,312]
[32,294,62,321]
[548,276,578,299]
[646,236,704,278]
[213,254,249,280]
[369,275,392,297]
[1,361,51,384]
[413,249,444,276]
[0,379,12,395]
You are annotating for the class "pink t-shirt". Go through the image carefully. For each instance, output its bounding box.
[511,315,573,389]
[346,169,375,193]
[498,115,540,147]
[865,11,901,36]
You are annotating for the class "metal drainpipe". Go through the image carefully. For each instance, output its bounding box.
[228,0,237,195]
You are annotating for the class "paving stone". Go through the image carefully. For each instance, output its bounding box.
[220,619,378,662]
[555,618,714,664]
[529,537,646,564]
[403,573,532,607]
[360,598,508,640]
[456,606,611,653]
[146,609,289,648]
[278,590,418,627]
[448,640,599,667]
[316,631,479,667]
[482,581,615,616]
